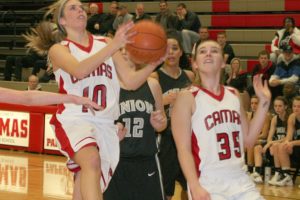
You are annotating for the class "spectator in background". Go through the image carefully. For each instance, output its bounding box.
[252,96,289,184]
[100,1,118,36]
[4,52,46,81]
[269,45,300,98]
[27,74,42,91]
[87,2,118,36]
[246,95,271,178]
[217,31,235,64]
[198,27,210,42]
[225,58,248,92]
[174,3,201,56]
[270,17,300,64]
[86,3,104,35]
[192,27,210,56]
[133,3,151,23]
[283,81,298,110]
[113,4,133,31]
[155,0,176,30]
[247,50,276,98]
[225,58,250,111]
[272,96,300,187]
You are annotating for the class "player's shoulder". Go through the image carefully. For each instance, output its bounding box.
[224,85,239,97]
[150,71,159,80]
[93,35,109,43]
[147,77,161,91]
[183,69,195,81]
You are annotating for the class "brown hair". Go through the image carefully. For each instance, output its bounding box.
[23,0,70,55]
[258,50,270,59]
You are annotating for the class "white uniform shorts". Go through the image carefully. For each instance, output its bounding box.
[188,170,264,200]
[50,114,120,192]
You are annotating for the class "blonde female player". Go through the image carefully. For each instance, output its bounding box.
[171,40,271,200]
[24,0,165,199]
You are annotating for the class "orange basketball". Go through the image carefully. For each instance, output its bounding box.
[125,20,167,64]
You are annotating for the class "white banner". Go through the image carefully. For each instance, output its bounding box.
[0,111,30,147]
[44,114,59,151]
[43,161,73,198]
[0,155,28,193]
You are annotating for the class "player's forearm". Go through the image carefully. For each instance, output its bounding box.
[177,148,200,190]
[246,100,270,147]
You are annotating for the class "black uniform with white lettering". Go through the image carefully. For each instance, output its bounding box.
[265,115,287,161]
[104,81,164,200]
[291,117,300,163]
[273,115,287,141]
[157,69,191,196]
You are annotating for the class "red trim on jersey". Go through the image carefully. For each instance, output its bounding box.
[199,85,225,102]
[57,76,67,114]
[65,34,94,53]
[50,114,75,158]
[192,131,201,177]
[94,36,107,44]
[225,86,240,98]
[75,137,97,148]
[67,164,81,173]
[101,171,107,189]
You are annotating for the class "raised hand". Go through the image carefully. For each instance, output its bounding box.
[112,21,136,50]
[253,75,271,103]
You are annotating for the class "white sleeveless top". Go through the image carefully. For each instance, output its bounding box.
[190,85,245,177]
[53,34,120,121]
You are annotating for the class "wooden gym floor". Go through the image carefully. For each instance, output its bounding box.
[0,149,299,200]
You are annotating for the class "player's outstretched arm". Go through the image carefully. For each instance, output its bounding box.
[0,87,100,110]
[148,77,167,132]
[49,22,135,80]
[243,75,271,147]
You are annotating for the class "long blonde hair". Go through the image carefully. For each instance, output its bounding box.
[23,0,69,56]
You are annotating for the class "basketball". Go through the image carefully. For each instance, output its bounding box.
[126,20,167,64]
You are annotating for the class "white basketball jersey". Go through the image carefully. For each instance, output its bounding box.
[191,85,245,177]
[53,34,120,121]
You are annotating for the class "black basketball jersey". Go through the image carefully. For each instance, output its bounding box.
[293,117,300,140]
[157,69,191,120]
[273,115,287,140]
[119,81,157,158]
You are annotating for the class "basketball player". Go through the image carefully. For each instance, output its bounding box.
[171,40,271,200]
[272,96,300,186]
[252,96,289,184]
[24,0,165,199]
[104,48,167,200]
[246,95,271,177]
[0,87,99,109]
[151,32,194,200]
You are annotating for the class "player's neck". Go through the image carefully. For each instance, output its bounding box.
[66,30,89,46]
[161,65,181,78]
[200,79,221,94]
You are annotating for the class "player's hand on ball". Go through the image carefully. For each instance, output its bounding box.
[113,21,136,49]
